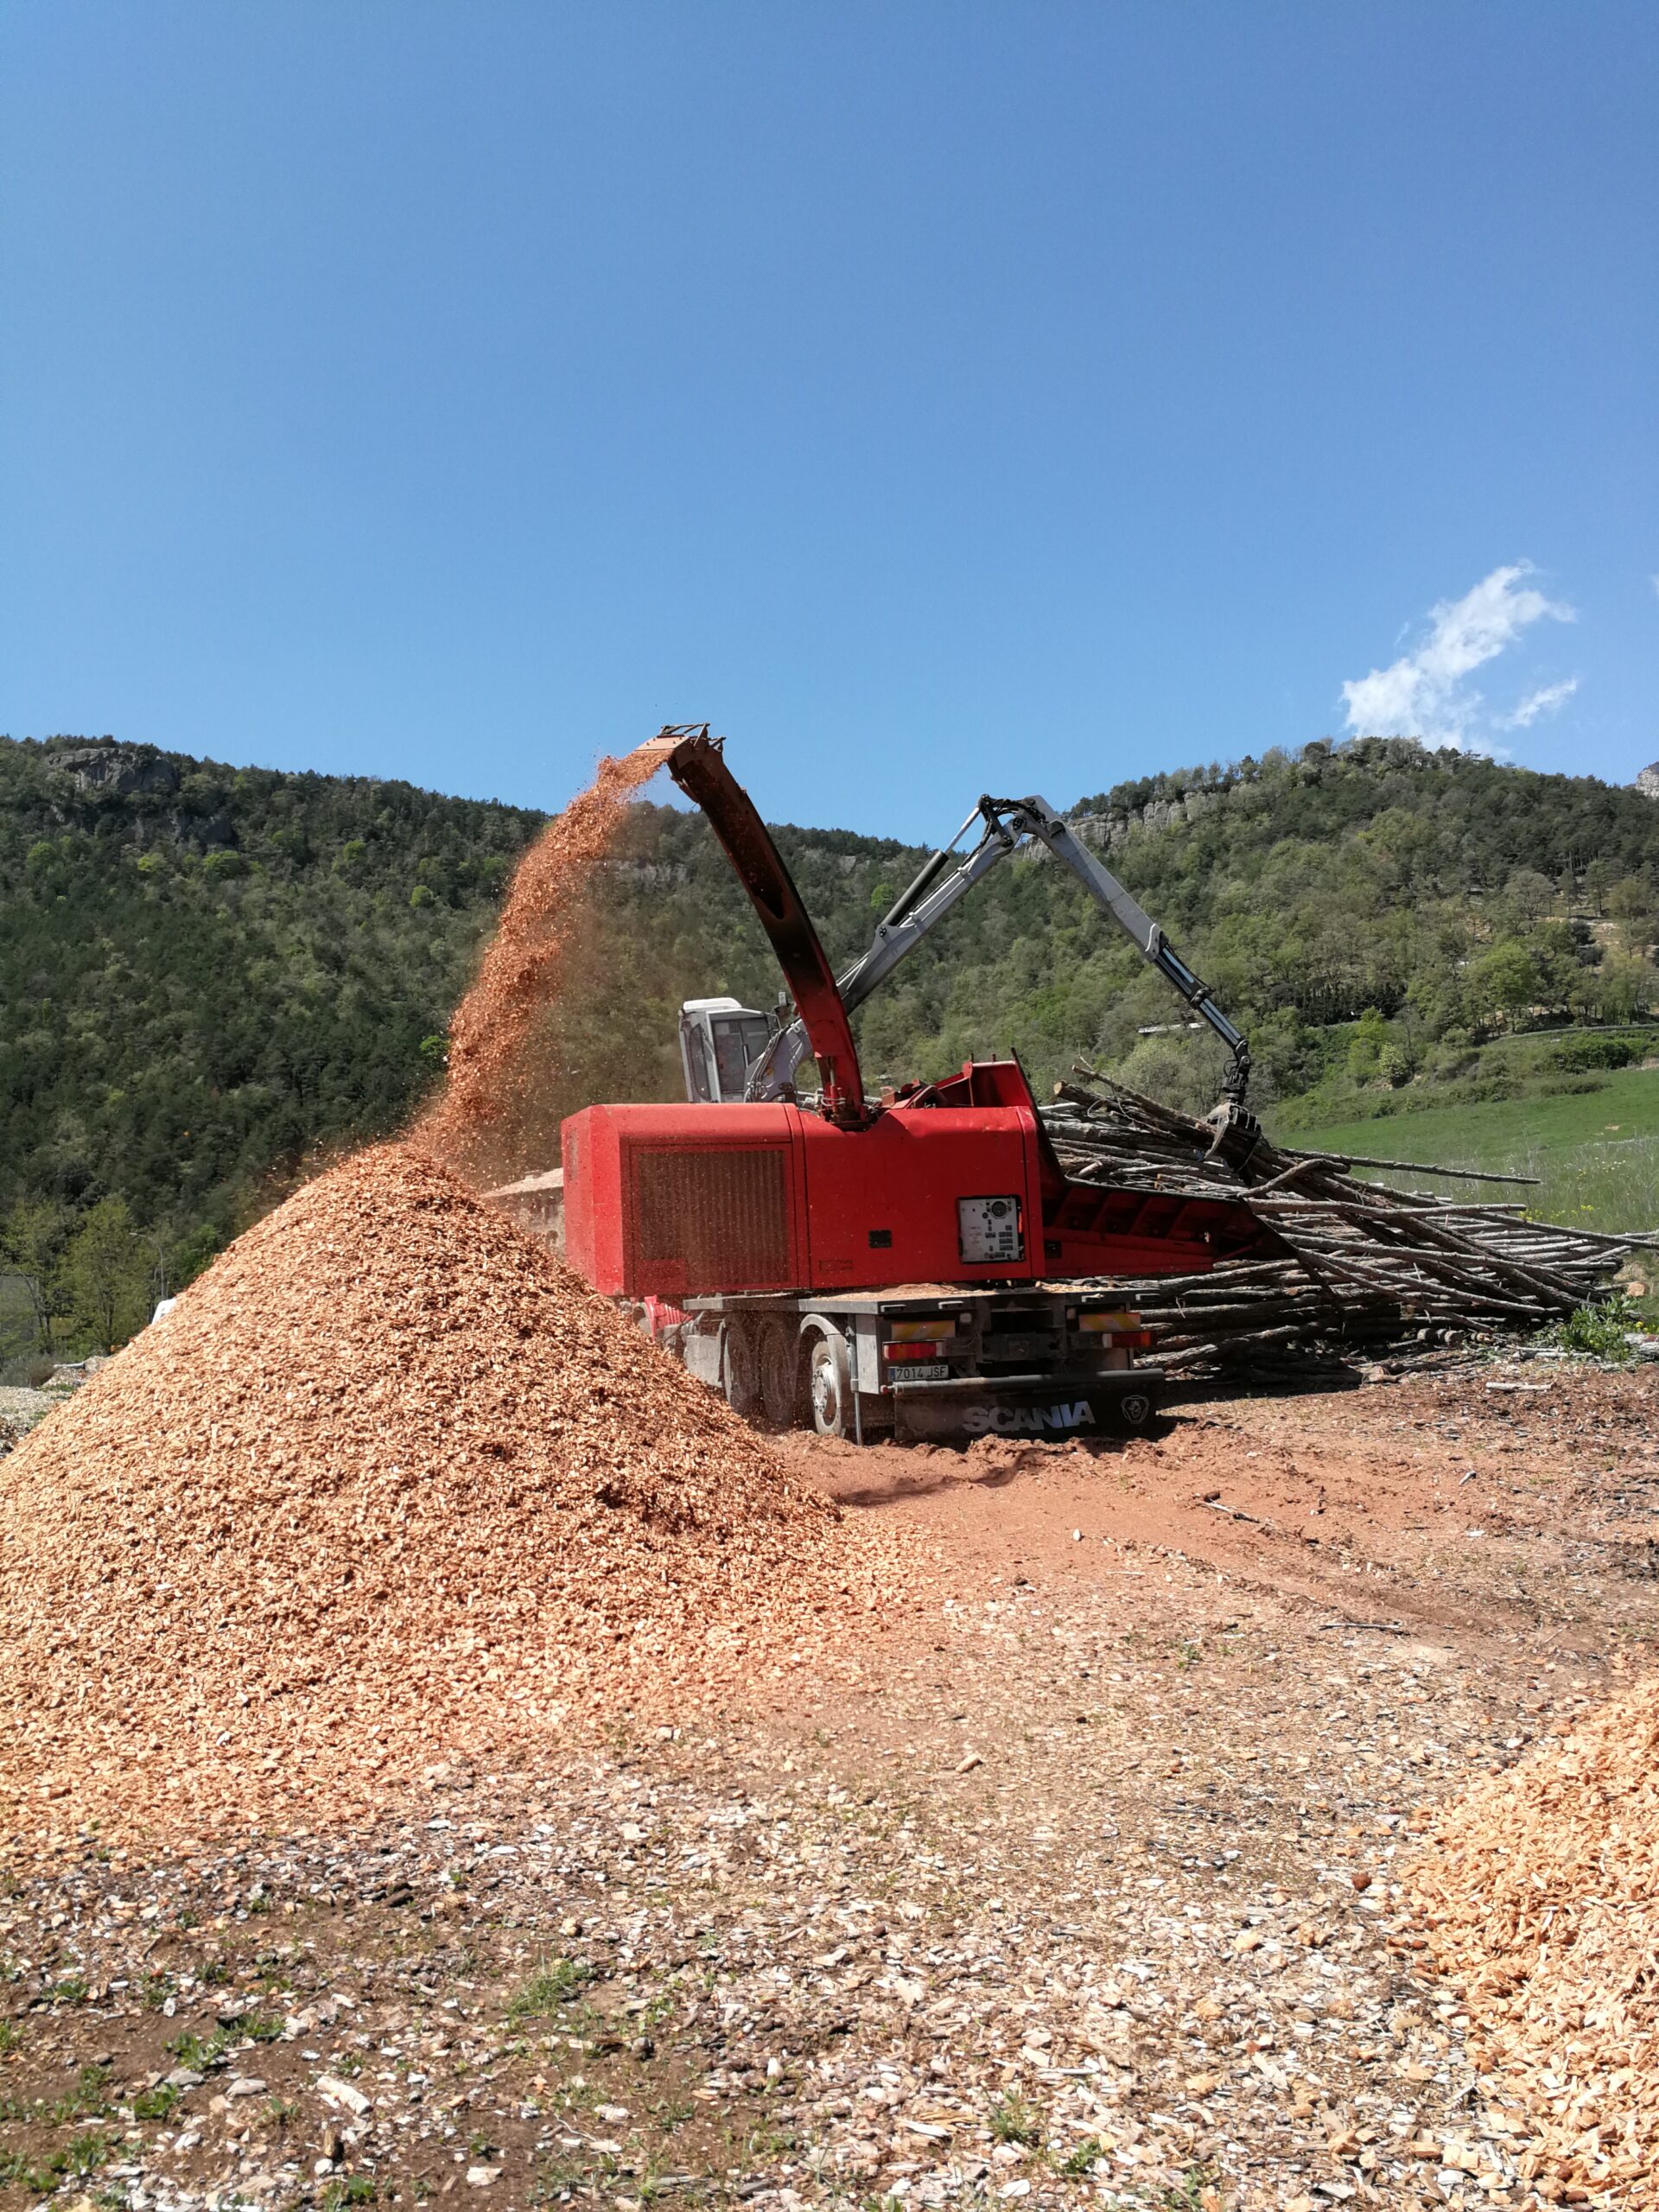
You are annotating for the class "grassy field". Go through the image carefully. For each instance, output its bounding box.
[1271,1064,1659,1244]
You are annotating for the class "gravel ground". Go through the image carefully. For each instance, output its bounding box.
[3,1357,1652,2212]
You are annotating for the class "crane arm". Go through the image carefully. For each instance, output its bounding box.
[748,791,1251,1115]
[1000,799,1252,1106]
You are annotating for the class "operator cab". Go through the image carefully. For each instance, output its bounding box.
[678,997,773,1103]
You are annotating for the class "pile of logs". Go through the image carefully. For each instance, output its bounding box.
[1043,1071,1645,1376]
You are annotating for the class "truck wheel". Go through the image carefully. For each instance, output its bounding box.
[808,1330,852,1439]
[760,1319,805,1430]
[722,1321,762,1420]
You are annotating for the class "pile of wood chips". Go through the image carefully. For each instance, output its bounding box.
[1412,1673,1659,2204]
[0,1145,903,1849]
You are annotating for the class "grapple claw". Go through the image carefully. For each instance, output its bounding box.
[1201,1097,1263,1173]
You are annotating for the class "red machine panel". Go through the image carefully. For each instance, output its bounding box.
[562,1103,808,1299]
[562,1097,1045,1299]
[795,1103,1041,1289]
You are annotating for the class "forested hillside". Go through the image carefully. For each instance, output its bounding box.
[3,729,1656,1367]
[0,736,541,1362]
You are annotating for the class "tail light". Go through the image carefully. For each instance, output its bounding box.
[884,1340,952,1363]
[887,1319,957,1343]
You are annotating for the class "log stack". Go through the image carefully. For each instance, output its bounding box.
[1043,1071,1644,1377]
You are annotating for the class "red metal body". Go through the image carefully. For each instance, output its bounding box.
[562,1058,1271,1300]
[563,1095,1039,1300]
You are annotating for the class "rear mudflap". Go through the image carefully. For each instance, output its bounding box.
[888,1370,1161,1443]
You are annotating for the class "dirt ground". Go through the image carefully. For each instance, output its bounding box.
[3,1355,1655,2212]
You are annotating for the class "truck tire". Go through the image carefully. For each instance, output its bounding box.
[721,1320,762,1420]
[760,1319,805,1431]
[807,1329,852,1440]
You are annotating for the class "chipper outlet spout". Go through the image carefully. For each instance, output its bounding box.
[630,725,872,1127]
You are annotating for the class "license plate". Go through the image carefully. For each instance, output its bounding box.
[895,1362,950,1382]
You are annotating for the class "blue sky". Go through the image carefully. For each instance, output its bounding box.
[3,2,1656,838]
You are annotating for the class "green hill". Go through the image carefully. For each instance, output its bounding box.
[3,729,1656,1365]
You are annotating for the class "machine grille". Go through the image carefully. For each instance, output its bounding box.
[628,1146,792,1291]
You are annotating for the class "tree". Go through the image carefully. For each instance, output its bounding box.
[1504,868,1555,927]
[1584,859,1620,916]
[2,1197,67,1353]
[1405,959,1467,1040]
[66,1197,149,1354]
[1345,1007,1391,1084]
[1608,875,1656,956]
[1466,940,1539,1027]
[1527,918,1583,1010]
[1592,950,1656,1026]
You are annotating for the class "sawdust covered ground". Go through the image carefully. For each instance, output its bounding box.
[1414,1677,1659,2206]
[5,1359,1658,2210]
[0,1144,913,1850]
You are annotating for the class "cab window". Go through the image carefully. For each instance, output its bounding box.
[712,1016,770,1100]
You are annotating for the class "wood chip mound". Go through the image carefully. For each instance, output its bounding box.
[0,1144,899,1847]
[1412,1673,1659,2203]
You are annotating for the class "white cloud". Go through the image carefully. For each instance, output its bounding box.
[1501,677,1579,729]
[1340,563,1576,750]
